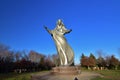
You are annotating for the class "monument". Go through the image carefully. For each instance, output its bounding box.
[44,19,79,75]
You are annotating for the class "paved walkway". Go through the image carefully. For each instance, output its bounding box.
[31,71,103,80]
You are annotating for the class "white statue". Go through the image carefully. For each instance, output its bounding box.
[44,19,74,66]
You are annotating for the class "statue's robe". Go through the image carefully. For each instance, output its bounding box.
[48,25,74,66]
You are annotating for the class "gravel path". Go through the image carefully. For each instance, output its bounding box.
[31,71,103,80]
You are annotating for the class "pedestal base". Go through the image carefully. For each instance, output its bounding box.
[51,66,79,75]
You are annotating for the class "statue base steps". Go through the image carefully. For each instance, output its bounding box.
[51,66,80,75]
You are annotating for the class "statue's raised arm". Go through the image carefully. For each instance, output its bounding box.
[65,29,72,34]
[44,26,52,34]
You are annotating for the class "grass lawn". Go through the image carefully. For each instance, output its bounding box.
[91,70,120,80]
[0,71,48,80]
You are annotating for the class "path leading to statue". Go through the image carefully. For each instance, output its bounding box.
[31,71,103,80]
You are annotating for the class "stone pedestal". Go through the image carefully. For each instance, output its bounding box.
[51,66,79,75]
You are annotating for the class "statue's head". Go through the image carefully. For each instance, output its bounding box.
[55,19,68,34]
[57,19,62,26]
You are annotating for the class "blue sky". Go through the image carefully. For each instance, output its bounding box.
[0,0,120,64]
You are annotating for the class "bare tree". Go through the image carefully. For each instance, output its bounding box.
[52,54,59,66]
[28,50,44,63]
[110,55,119,70]
[97,56,106,67]
[14,51,22,62]
[96,50,104,58]
[0,44,14,73]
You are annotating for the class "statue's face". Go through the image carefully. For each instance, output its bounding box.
[57,19,62,25]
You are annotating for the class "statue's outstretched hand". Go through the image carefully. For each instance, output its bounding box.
[44,26,48,30]
[44,26,52,35]
[70,29,72,32]
[65,29,72,34]
[67,29,72,33]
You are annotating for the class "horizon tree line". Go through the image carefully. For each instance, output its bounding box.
[0,43,55,73]
[80,52,120,70]
[0,43,120,73]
